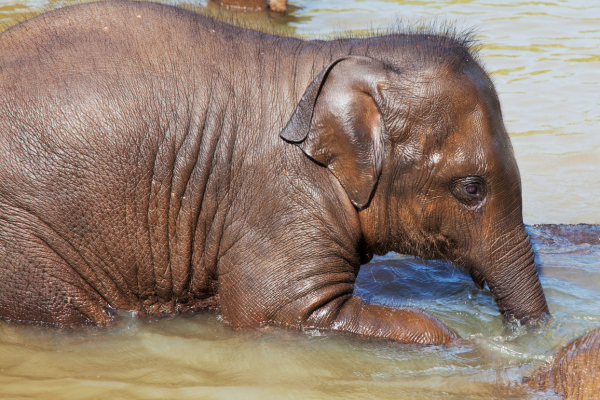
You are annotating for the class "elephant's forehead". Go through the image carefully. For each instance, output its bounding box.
[417,92,507,173]
[446,104,509,165]
[409,65,489,115]
[389,62,512,174]
[402,73,497,145]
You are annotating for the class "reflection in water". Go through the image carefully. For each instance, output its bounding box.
[0,0,598,398]
[0,225,598,399]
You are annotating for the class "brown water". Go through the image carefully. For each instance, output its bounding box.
[2,226,598,399]
[0,0,599,399]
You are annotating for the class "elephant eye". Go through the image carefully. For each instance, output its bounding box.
[466,184,480,196]
[451,176,487,208]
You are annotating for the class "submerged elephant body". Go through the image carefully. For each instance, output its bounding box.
[526,327,600,399]
[0,1,547,343]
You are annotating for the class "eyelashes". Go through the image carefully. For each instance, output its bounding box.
[451,176,487,208]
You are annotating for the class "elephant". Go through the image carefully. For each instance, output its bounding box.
[525,327,600,399]
[212,0,287,13]
[0,0,548,344]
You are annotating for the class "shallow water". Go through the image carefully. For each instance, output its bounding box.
[1,226,598,399]
[0,0,599,399]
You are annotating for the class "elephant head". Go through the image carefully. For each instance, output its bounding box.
[281,45,549,323]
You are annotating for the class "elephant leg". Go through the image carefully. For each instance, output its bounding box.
[0,208,115,325]
[217,236,458,345]
[524,327,600,399]
[0,244,110,326]
[326,296,458,345]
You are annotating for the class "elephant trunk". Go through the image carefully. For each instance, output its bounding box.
[484,226,549,322]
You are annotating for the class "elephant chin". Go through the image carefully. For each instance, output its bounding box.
[468,269,486,290]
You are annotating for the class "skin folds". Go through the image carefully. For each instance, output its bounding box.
[0,1,547,344]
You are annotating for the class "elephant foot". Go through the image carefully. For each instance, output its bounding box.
[326,296,459,345]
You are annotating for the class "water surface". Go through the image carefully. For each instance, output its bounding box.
[0,0,599,399]
[1,226,598,399]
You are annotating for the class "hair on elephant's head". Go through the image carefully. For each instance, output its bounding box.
[281,34,549,323]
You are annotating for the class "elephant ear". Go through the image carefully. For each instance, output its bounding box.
[280,56,389,210]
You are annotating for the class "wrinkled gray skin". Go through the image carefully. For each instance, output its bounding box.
[0,1,548,344]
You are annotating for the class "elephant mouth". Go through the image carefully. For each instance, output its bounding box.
[468,269,486,290]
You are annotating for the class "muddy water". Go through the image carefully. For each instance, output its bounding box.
[1,227,599,399]
[0,0,599,399]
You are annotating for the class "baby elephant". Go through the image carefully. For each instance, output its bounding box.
[525,327,600,399]
[0,1,548,344]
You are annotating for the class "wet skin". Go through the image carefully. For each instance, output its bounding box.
[0,1,548,344]
[525,326,600,399]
